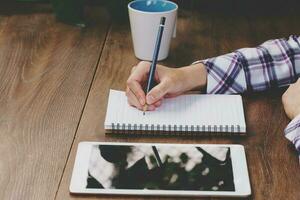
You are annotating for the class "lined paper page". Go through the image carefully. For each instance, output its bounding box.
[105,90,246,133]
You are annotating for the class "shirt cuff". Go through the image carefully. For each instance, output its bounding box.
[284,114,300,163]
[192,52,247,94]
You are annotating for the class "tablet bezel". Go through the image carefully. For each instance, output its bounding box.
[70,142,251,197]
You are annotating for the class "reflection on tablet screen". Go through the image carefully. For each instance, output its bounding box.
[86,144,235,191]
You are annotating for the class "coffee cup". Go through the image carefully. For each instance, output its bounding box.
[128,0,178,61]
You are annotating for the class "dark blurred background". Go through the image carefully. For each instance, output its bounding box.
[1,0,299,27]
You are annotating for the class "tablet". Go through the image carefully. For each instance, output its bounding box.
[70,142,251,197]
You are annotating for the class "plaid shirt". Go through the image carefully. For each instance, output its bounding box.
[195,35,300,162]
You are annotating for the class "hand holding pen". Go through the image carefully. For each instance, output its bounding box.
[125,21,207,111]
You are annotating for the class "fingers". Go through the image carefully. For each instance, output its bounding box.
[146,100,162,111]
[154,100,162,107]
[127,61,167,110]
[145,100,162,111]
[146,80,170,104]
[126,80,146,105]
[126,87,162,110]
[126,61,152,107]
[128,61,151,81]
[126,87,143,110]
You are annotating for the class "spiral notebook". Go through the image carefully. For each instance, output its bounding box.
[104,90,246,135]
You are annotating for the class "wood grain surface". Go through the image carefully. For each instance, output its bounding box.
[56,9,300,200]
[0,2,300,200]
[0,4,110,200]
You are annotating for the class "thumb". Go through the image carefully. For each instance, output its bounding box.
[146,80,170,104]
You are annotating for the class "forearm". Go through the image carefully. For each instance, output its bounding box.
[194,35,300,94]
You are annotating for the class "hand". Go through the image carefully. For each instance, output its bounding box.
[282,78,300,119]
[126,61,207,111]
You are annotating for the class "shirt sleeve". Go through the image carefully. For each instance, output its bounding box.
[284,114,300,163]
[192,35,300,163]
[193,35,300,94]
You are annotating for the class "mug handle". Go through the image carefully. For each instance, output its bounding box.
[172,16,177,38]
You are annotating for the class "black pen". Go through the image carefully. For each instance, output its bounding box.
[143,17,166,115]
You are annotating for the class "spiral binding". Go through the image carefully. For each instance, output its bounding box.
[109,123,244,135]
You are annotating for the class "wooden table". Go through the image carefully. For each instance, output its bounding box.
[0,3,299,200]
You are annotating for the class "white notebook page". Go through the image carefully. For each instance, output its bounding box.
[105,90,246,132]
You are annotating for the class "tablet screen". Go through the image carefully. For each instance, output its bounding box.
[86,144,235,192]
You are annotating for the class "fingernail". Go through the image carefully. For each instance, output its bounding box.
[147,95,155,104]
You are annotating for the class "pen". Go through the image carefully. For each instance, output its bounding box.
[143,17,166,115]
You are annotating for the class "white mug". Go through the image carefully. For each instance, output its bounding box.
[128,0,178,61]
